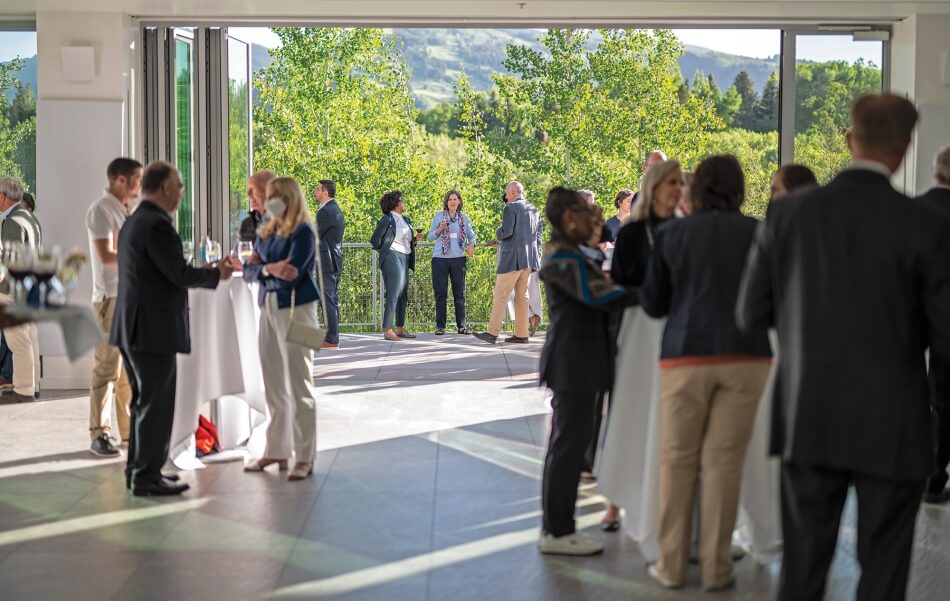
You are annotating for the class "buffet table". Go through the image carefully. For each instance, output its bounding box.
[168,278,268,468]
[597,307,782,563]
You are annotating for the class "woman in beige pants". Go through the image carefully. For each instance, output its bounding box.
[639,155,773,591]
[243,177,320,481]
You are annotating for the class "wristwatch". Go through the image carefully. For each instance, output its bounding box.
[262,266,271,278]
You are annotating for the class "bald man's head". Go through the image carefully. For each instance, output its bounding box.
[645,150,668,173]
[505,181,525,203]
[247,170,277,213]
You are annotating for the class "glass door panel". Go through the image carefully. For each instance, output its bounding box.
[174,35,195,244]
[227,36,251,248]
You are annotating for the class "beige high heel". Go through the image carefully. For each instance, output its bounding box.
[288,462,313,481]
[244,458,288,472]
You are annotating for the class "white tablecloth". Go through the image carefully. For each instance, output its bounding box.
[168,278,267,469]
[597,307,782,564]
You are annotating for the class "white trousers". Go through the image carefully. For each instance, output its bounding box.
[0,293,40,395]
[258,293,318,462]
[507,270,543,320]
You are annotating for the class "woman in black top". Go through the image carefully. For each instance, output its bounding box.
[611,161,685,288]
[604,188,634,241]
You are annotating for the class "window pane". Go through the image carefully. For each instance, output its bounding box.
[793,35,883,182]
[228,36,250,248]
[175,37,194,243]
[0,31,37,196]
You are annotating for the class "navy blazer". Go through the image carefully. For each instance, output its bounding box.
[641,209,771,360]
[243,222,320,309]
[370,213,417,271]
[737,169,950,480]
[316,199,345,274]
[495,198,542,274]
[109,200,220,354]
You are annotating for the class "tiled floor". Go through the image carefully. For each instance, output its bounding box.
[1,333,949,600]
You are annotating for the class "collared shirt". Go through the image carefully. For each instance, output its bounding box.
[389,212,413,255]
[428,210,477,259]
[85,190,130,302]
[0,201,19,221]
[847,159,893,179]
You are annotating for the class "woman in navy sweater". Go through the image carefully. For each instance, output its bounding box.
[243,177,320,481]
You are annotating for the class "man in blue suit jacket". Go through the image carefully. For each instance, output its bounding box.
[315,179,345,348]
[474,181,542,344]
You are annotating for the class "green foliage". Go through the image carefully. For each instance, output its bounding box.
[0,59,36,191]
[704,129,778,218]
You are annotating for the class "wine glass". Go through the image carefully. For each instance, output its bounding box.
[237,241,254,265]
[206,240,222,264]
[33,246,61,310]
[182,241,194,265]
[6,242,34,307]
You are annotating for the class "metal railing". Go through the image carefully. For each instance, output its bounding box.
[331,242,537,332]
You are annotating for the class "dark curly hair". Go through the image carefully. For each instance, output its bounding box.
[546,186,586,240]
[380,190,403,214]
[613,188,634,209]
[691,155,745,211]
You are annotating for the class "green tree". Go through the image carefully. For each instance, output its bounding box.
[0,60,34,189]
[732,70,759,130]
[704,129,778,218]
[754,72,779,132]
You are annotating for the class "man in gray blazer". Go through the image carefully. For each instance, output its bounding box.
[474,181,541,344]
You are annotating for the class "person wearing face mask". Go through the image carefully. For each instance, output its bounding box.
[371,190,422,341]
[243,177,320,481]
[537,187,637,556]
[611,160,685,289]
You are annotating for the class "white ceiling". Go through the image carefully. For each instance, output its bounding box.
[3,1,950,24]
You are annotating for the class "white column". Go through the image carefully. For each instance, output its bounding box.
[891,14,950,195]
[35,11,136,388]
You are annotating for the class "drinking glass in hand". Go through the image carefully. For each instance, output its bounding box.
[33,245,61,309]
[6,242,34,307]
[206,240,222,264]
[237,241,254,265]
[182,241,194,265]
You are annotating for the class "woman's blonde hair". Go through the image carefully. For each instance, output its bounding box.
[258,176,313,238]
[630,159,682,222]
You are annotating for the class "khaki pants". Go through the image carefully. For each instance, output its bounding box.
[655,361,770,589]
[487,268,531,337]
[0,292,40,396]
[258,293,318,461]
[89,297,132,441]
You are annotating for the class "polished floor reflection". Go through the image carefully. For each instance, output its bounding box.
[1,333,949,600]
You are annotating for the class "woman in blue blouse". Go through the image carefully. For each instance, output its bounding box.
[242,176,320,482]
[427,190,477,335]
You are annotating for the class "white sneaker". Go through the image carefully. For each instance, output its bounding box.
[648,564,684,589]
[538,531,604,556]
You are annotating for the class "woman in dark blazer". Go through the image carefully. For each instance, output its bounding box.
[640,155,772,591]
[370,190,421,341]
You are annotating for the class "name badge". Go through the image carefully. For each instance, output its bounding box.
[449,232,458,239]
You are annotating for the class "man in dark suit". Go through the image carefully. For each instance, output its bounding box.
[917,146,950,505]
[111,161,239,497]
[315,179,344,349]
[737,95,950,601]
[238,170,276,242]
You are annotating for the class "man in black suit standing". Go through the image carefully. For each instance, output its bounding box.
[111,161,239,496]
[315,179,344,349]
[737,95,950,601]
[917,146,950,505]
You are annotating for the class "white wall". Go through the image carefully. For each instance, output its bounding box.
[35,11,136,388]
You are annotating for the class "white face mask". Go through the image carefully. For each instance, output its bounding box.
[264,197,287,219]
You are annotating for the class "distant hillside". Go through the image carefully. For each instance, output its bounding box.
[252,29,778,109]
[2,55,37,100]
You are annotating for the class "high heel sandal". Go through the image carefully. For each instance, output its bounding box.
[244,458,288,472]
[288,462,314,481]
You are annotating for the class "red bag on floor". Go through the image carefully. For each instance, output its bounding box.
[195,415,221,457]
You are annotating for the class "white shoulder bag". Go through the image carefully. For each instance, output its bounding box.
[286,224,329,352]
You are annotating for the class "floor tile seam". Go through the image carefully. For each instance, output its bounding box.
[425,432,440,601]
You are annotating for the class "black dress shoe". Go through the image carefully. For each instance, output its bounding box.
[472,332,497,344]
[90,434,121,457]
[504,336,530,343]
[601,520,621,532]
[923,488,950,504]
[132,479,190,497]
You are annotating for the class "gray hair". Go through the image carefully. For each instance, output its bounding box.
[0,177,24,202]
[935,147,950,185]
[506,181,525,199]
[631,160,682,222]
[577,189,596,205]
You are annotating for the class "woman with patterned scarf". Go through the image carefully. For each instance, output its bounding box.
[426,190,477,335]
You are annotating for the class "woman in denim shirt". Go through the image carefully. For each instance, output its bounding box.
[242,177,320,481]
[427,190,476,335]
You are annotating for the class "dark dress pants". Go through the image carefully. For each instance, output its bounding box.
[583,391,608,473]
[432,257,467,330]
[120,349,178,487]
[322,270,341,344]
[928,351,950,493]
[778,461,924,601]
[542,390,598,537]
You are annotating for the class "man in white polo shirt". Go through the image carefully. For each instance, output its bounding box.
[85,158,142,457]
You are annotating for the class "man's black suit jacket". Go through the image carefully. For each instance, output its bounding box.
[109,200,221,355]
[317,199,345,274]
[918,185,950,216]
[737,169,950,481]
